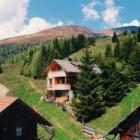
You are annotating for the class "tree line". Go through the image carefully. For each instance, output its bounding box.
[73,29,140,122]
[21,35,95,79]
[0,43,36,63]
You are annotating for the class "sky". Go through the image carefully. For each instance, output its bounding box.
[0,0,140,39]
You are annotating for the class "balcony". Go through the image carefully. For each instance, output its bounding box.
[47,84,71,91]
[48,71,66,78]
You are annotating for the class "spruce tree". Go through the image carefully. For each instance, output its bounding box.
[104,70,129,106]
[76,34,86,50]
[22,49,34,76]
[105,44,113,60]
[114,40,121,60]
[73,49,105,122]
[137,28,140,42]
[31,47,44,79]
[112,32,118,43]
[87,37,96,46]
[53,38,61,58]
[101,61,129,107]
[71,36,78,51]
[62,39,70,57]
[122,33,134,62]
[129,45,140,82]
[0,62,3,73]
[123,65,136,87]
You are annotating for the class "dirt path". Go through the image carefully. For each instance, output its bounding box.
[0,83,9,96]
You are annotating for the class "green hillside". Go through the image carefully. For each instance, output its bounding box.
[70,34,140,132]
[71,35,140,61]
[70,34,140,130]
[0,64,86,140]
[1,33,140,139]
[71,37,114,60]
[1,63,140,139]
[90,84,140,131]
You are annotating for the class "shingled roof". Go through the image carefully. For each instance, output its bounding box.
[0,96,18,112]
[44,59,102,75]
[54,59,81,73]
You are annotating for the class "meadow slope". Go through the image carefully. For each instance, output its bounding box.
[0,64,86,140]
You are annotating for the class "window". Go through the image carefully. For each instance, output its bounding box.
[49,79,52,85]
[61,77,65,84]
[16,127,22,137]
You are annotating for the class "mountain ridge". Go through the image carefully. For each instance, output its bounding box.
[0,25,96,45]
[0,25,139,45]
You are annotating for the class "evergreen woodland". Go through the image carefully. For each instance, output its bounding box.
[73,31,140,122]
[21,35,95,79]
[1,29,140,122]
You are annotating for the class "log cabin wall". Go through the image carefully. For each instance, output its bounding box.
[120,119,140,140]
[0,101,38,140]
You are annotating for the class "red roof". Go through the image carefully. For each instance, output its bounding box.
[0,96,18,112]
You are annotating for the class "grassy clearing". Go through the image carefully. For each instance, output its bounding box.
[2,64,140,138]
[71,35,140,132]
[0,64,86,140]
[90,85,140,131]
[71,37,115,61]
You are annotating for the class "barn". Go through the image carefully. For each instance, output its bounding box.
[108,105,140,140]
[0,96,53,140]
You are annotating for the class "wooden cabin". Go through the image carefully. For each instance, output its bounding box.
[46,59,102,103]
[0,96,53,140]
[108,105,140,140]
[46,59,81,103]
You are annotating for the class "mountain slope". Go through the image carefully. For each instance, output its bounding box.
[113,26,140,32]
[0,25,139,45]
[0,25,97,45]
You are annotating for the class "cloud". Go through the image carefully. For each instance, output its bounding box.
[19,17,64,35]
[0,0,64,39]
[102,0,121,27]
[81,0,121,27]
[0,0,29,39]
[122,20,140,27]
[81,0,100,20]
[67,21,75,25]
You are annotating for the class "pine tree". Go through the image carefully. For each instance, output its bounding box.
[105,44,113,60]
[101,61,129,107]
[70,36,78,52]
[123,65,136,87]
[76,34,86,50]
[87,37,96,46]
[129,45,140,82]
[62,39,70,57]
[137,28,140,42]
[104,71,129,106]
[114,40,121,60]
[22,49,34,76]
[31,47,44,79]
[53,38,61,58]
[0,62,3,73]
[73,49,105,122]
[112,32,118,42]
[122,33,134,62]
